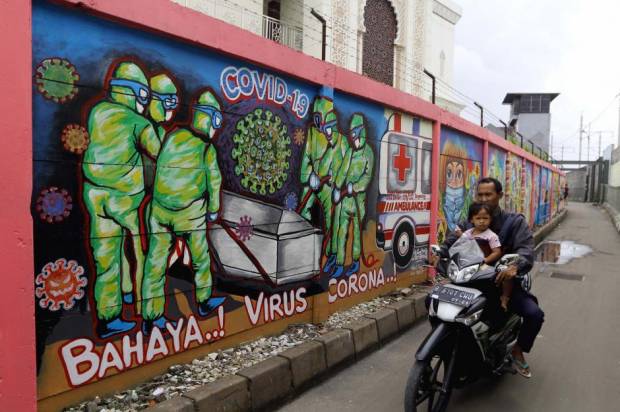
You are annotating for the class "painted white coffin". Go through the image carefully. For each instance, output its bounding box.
[210,191,323,285]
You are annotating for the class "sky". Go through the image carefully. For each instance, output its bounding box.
[452,0,620,161]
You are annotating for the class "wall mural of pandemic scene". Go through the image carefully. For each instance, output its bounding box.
[487,145,565,229]
[32,2,435,399]
[437,128,483,243]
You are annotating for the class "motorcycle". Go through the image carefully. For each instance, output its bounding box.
[404,237,531,412]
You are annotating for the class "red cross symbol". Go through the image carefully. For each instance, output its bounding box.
[392,144,412,183]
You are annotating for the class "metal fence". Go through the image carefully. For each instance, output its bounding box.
[262,14,303,51]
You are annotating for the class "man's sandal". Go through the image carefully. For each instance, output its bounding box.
[513,359,532,378]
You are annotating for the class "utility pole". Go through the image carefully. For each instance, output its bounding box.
[579,113,583,166]
[561,145,564,161]
[617,92,620,148]
[550,132,554,159]
[598,131,602,158]
[587,124,591,162]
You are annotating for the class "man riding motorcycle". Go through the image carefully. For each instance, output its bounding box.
[432,177,544,378]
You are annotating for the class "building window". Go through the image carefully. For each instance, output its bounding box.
[267,1,280,20]
[517,94,551,114]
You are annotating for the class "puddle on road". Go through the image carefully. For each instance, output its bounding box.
[535,241,592,264]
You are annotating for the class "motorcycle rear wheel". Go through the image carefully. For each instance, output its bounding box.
[404,354,453,412]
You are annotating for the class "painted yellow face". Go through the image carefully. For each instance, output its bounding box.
[446,160,464,189]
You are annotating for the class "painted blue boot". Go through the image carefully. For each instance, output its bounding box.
[198,297,226,317]
[330,265,345,279]
[97,317,136,339]
[123,292,133,304]
[346,260,360,277]
[142,316,176,335]
[323,255,337,273]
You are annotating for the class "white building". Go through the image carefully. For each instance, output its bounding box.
[171,0,463,113]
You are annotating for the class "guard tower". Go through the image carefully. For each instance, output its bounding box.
[502,93,559,152]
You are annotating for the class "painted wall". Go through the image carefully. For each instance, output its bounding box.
[21,1,564,409]
[474,145,556,228]
[437,127,482,243]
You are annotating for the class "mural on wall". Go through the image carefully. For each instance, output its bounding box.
[375,111,433,268]
[32,1,563,403]
[523,161,534,226]
[488,145,507,210]
[505,152,524,214]
[437,128,483,243]
[532,164,541,226]
[32,2,428,399]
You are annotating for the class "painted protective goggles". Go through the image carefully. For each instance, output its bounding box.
[194,105,223,129]
[349,124,364,139]
[312,110,337,135]
[152,92,178,110]
[109,79,150,105]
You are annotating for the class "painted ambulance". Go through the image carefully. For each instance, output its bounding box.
[375,111,433,268]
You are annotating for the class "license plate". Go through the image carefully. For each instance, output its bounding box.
[430,285,476,306]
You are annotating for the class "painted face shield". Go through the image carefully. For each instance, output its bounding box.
[109,78,150,105]
[312,110,337,138]
[149,92,178,122]
[152,92,178,110]
[349,124,365,149]
[194,104,223,130]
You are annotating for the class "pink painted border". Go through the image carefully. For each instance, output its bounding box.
[0,1,36,411]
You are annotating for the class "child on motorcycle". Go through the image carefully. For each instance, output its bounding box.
[456,203,512,311]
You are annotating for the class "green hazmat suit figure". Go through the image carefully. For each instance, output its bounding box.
[141,89,225,335]
[329,114,374,278]
[119,73,179,309]
[82,61,161,339]
[299,97,347,272]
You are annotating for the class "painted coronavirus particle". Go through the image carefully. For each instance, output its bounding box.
[284,192,298,211]
[232,108,291,195]
[293,128,305,146]
[35,258,87,311]
[35,58,80,103]
[61,124,89,154]
[236,215,254,241]
[36,186,73,223]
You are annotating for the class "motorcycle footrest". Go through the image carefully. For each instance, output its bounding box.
[493,364,517,375]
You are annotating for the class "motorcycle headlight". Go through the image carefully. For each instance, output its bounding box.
[460,265,480,282]
[449,264,480,283]
[448,261,459,281]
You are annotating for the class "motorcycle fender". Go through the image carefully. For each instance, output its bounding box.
[415,323,453,362]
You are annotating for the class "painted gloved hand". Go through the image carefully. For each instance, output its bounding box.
[347,182,353,195]
[207,212,218,222]
[333,188,341,204]
[309,172,320,191]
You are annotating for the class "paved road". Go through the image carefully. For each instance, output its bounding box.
[277,203,620,411]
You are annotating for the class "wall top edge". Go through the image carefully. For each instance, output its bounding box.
[50,0,559,174]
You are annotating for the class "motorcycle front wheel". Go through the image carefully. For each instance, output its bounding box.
[404,352,453,412]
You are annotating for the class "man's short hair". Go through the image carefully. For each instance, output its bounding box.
[477,177,503,194]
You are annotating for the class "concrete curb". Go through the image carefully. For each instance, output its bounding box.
[602,202,620,234]
[146,294,427,412]
[146,211,565,412]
